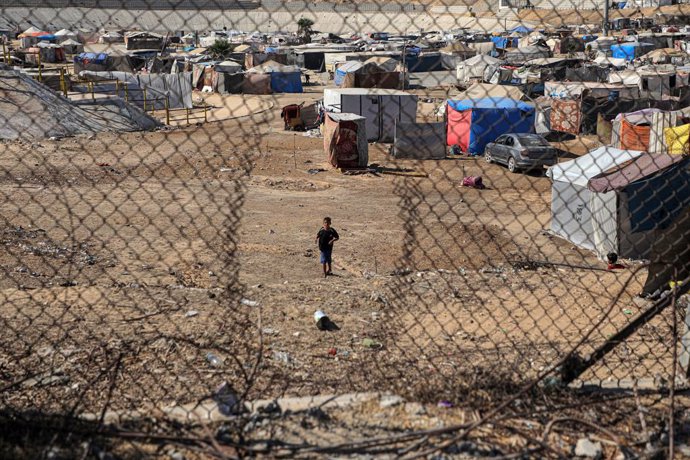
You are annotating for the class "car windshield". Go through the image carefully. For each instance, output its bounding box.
[518,136,549,147]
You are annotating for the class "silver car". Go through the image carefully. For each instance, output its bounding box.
[484,134,559,173]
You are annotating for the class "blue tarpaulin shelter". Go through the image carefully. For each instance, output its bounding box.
[491,36,519,50]
[269,71,303,93]
[334,61,363,86]
[611,42,654,61]
[446,97,535,154]
[246,60,303,93]
[74,52,108,64]
[509,25,533,34]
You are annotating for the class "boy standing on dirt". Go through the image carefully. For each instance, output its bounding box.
[316,217,339,278]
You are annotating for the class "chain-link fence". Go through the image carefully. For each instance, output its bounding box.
[1,0,690,458]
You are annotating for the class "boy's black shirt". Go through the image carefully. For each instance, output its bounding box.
[317,228,339,251]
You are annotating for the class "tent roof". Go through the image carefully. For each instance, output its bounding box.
[440,41,474,54]
[447,97,533,112]
[363,56,399,71]
[234,44,255,52]
[336,60,363,73]
[246,59,300,73]
[506,45,549,54]
[588,153,688,193]
[60,38,82,45]
[593,55,629,67]
[327,112,366,122]
[457,54,501,66]
[613,107,662,124]
[21,26,41,35]
[55,28,76,36]
[458,82,525,100]
[611,41,654,49]
[642,47,688,60]
[546,146,644,187]
[510,25,533,34]
[525,57,580,66]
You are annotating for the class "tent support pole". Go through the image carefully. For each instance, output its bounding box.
[165,97,170,125]
[679,300,690,379]
[603,0,610,36]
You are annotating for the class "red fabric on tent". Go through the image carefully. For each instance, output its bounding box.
[619,118,650,152]
[446,107,472,150]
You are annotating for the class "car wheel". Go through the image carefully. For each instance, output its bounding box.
[485,151,493,163]
[507,157,519,173]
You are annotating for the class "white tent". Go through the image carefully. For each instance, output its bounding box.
[22,26,41,35]
[60,38,84,54]
[55,28,78,43]
[215,60,242,73]
[546,147,643,256]
[456,54,501,83]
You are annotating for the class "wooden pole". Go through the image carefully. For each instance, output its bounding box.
[2,42,6,64]
[90,81,95,101]
[679,301,690,379]
[165,96,170,125]
[60,68,67,97]
[37,50,42,82]
[124,83,128,102]
[115,79,120,97]
[143,88,147,112]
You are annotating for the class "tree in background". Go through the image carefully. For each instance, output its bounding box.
[208,38,235,60]
[297,17,314,42]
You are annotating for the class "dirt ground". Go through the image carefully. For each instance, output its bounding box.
[0,85,687,456]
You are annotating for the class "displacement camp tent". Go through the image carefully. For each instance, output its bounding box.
[585,153,690,260]
[611,42,655,61]
[509,25,533,34]
[392,121,446,159]
[323,113,368,169]
[446,97,535,154]
[246,60,302,93]
[323,88,418,143]
[503,46,551,65]
[54,29,78,43]
[547,147,646,257]
[456,54,501,83]
[334,59,401,89]
[611,108,661,151]
[60,38,83,54]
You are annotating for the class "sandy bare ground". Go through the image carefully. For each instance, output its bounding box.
[0,86,684,457]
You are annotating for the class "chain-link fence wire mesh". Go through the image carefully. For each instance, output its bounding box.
[1,0,690,458]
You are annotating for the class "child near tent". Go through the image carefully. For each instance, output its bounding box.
[315,217,339,278]
[606,253,626,270]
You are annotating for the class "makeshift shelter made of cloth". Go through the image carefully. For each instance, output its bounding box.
[611,108,662,152]
[665,123,690,155]
[446,97,535,154]
[323,113,368,169]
